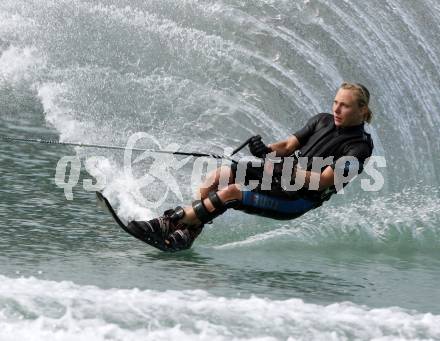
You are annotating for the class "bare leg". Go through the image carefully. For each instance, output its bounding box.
[180,184,242,227]
[161,170,240,250]
[198,166,235,200]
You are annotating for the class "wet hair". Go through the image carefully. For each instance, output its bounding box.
[340,82,373,123]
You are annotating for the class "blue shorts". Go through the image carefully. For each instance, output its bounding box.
[238,190,316,220]
[230,162,318,220]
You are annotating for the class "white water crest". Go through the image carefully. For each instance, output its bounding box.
[0,0,439,185]
[0,275,439,341]
[216,185,440,252]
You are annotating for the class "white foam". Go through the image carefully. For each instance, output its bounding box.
[0,45,45,84]
[0,10,37,37]
[0,275,438,340]
[102,170,157,222]
[36,82,83,142]
[216,187,440,251]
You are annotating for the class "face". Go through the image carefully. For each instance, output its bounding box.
[332,89,366,127]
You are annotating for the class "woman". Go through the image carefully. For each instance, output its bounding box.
[127,82,374,251]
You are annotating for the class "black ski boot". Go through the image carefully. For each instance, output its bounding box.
[126,207,201,252]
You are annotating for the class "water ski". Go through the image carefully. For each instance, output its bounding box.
[95,192,171,252]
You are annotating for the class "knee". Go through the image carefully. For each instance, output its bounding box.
[202,166,229,185]
[198,167,223,196]
[217,165,233,179]
[217,166,235,187]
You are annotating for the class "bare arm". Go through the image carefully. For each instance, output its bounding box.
[267,135,301,157]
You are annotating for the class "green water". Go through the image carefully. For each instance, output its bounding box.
[1,113,439,315]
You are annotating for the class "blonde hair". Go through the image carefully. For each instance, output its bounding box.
[340,82,373,123]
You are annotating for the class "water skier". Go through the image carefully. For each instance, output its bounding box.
[125,82,374,251]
